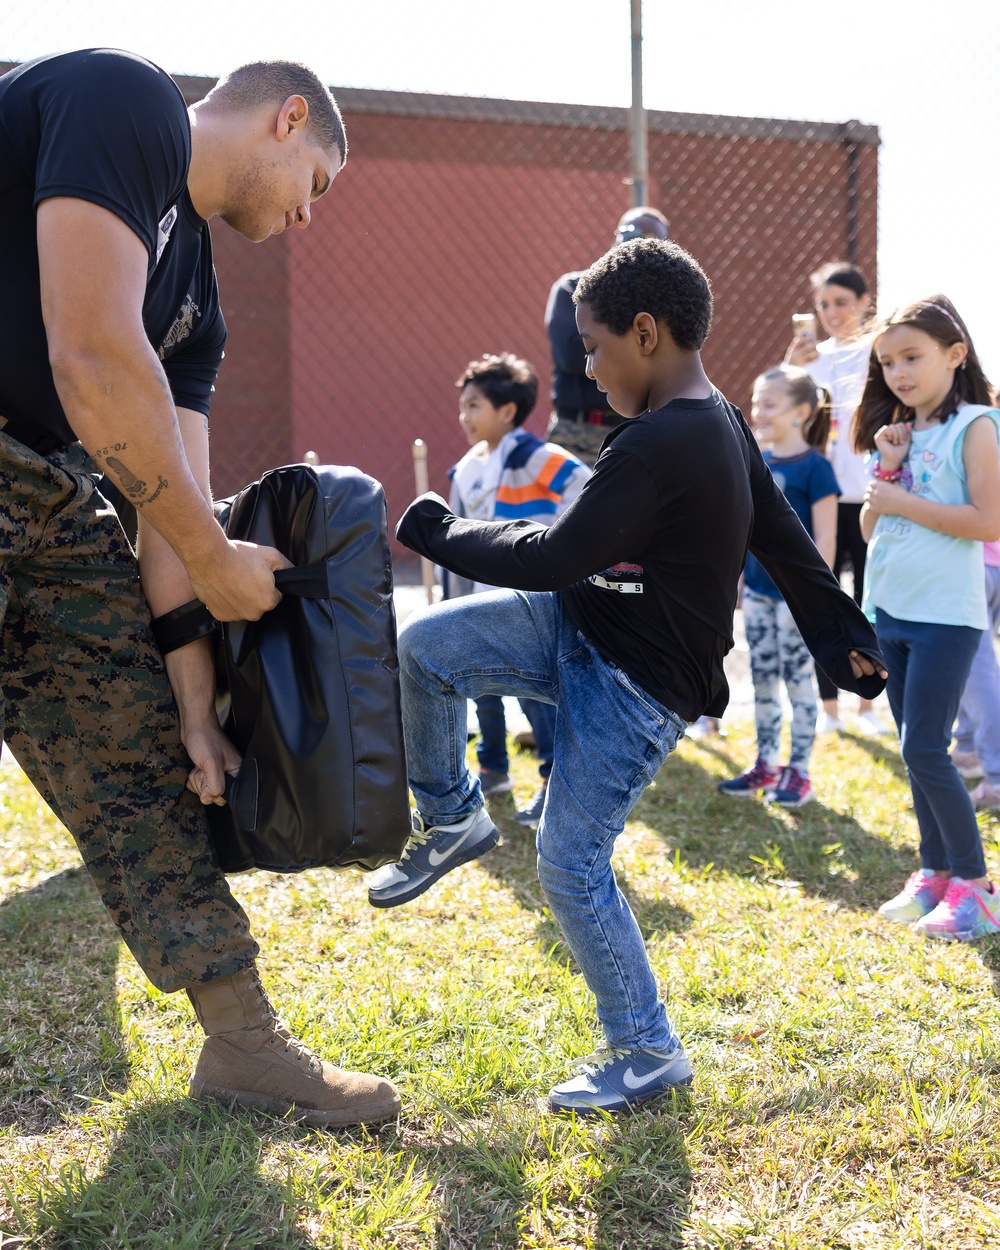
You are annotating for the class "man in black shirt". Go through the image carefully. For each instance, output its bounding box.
[371,239,886,1115]
[0,49,399,1126]
[544,206,670,465]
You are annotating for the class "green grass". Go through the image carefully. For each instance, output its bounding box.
[2,725,1000,1248]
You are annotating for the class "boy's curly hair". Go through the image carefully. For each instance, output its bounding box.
[573,239,713,350]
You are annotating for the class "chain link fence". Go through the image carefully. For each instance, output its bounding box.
[176,76,876,572]
[1,28,879,572]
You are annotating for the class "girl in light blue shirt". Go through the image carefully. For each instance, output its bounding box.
[853,296,1000,942]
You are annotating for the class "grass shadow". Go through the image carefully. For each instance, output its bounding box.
[411,1094,693,1250]
[478,798,694,971]
[17,1093,693,1250]
[0,866,127,1133]
[838,729,909,782]
[24,1098,321,1249]
[589,1095,694,1250]
[637,747,918,913]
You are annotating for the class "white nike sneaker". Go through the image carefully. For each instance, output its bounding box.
[547,1042,693,1115]
[367,807,498,908]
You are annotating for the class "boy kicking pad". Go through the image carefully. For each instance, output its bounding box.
[373,239,886,1115]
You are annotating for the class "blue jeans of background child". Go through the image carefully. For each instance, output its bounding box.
[954,564,1000,785]
[398,588,686,1052]
[474,694,556,779]
[875,609,986,878]
[473,696,509,774]
[743,587,817,771]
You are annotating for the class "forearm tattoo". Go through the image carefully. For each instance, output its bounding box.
[93,440,127,461]
[105,455,148,501]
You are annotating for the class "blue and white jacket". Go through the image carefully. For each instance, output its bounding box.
[443,428,590,596]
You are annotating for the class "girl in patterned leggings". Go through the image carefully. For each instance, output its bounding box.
[719,366,840,806]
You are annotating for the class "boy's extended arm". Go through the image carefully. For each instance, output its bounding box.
[737,412,886,697]
[397,451,660,592]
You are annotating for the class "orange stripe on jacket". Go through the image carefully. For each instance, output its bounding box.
[496,455,570,505]
[496,482,561,506]
[535,453,571,489]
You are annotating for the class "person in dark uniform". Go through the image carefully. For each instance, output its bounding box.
[544,206,670,466]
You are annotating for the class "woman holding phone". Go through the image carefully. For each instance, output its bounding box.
[785,261,887,735]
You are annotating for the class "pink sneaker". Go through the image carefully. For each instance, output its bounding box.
[877,869,950,924]
[916,877,1000,942]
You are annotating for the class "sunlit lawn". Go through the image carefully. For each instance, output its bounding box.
[2,722,999,1248]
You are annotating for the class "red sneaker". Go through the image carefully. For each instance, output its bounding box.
[770,766,813,808]
[717,758,780,798]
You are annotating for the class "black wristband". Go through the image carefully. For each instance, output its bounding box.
[151,599,217,656]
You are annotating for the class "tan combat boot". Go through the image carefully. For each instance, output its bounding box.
[187,967,401,1127]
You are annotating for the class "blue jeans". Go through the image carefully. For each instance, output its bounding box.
[473,696,509,774]
[876,609,986,878]
[398,588,686,1051]
[954,564,1000,784]
[474,695,556,779]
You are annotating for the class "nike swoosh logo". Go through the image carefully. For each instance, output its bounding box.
[622,1059,679,1090]
[427,826,475,866]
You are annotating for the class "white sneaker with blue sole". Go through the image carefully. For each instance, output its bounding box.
[547,1043,693,1115]
[367,807,499,908]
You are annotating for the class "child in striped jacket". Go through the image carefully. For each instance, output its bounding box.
[445,353,590,823]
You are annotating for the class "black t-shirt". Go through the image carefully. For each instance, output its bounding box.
[0,48,226,448]
[397,391,885,722]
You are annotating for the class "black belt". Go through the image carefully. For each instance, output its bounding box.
[0,418,69,457]
[555,406,621,427]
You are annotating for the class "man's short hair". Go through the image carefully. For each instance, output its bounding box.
[456,353,539,426]
[213,61,347,166]
[574,239,713,351]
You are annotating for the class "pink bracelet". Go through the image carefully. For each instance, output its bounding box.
[872,462,903,482]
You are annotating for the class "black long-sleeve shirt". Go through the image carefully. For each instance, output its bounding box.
[397,391,886,722]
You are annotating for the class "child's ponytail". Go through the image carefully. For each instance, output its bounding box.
[804,385,832,451]
[759,365,830,450]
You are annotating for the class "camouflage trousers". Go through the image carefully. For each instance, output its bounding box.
[0,433,257,992]
[545,414,616,468]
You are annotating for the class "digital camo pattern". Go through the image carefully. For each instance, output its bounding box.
[0,434,257,992]
[545,416,614,469]
[742,587,817,770]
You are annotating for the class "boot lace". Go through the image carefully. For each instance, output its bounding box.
[268,1020,321,1068]
[248,976,320,1069]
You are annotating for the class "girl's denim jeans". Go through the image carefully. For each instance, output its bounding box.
[876,608,985,878]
